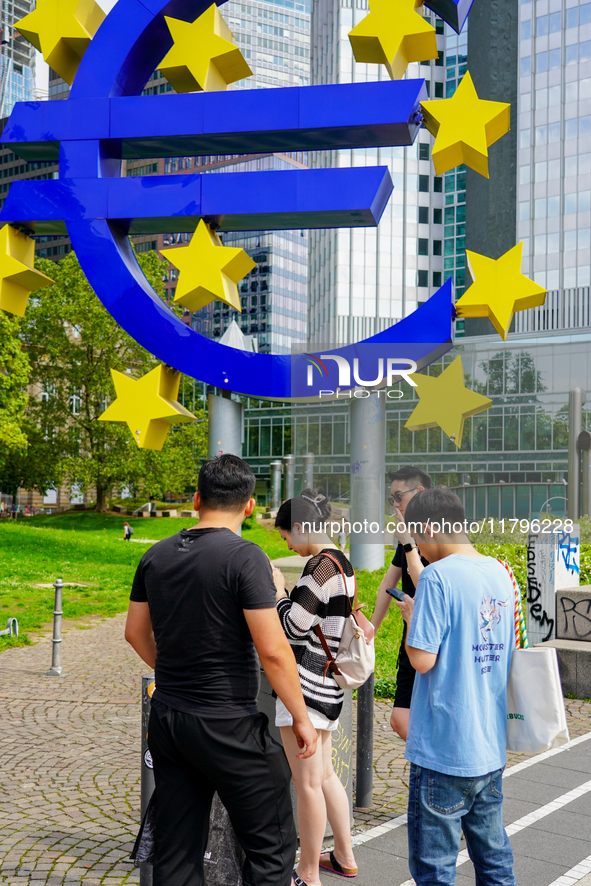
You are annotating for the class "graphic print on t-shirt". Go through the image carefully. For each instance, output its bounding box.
[475,593,509,675]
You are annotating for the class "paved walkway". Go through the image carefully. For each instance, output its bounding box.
[0,614,590,884]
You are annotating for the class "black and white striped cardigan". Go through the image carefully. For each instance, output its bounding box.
[276,548,356,722]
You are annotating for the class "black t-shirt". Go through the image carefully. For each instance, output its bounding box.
[392,542,429,641]
[130,527,276,718]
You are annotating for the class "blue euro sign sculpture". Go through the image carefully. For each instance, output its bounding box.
[0,0,454,400]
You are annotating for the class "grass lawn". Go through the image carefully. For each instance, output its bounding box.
[2,511,590,697]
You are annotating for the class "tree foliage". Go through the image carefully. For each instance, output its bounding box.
[0,309,29,463]
[13,250,207,510]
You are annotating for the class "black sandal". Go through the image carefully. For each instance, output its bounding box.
[319,850,358,878]
[293,869,322,886]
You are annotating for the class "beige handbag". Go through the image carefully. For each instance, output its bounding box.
[313,552,375,690]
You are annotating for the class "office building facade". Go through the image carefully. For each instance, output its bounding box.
[0,0,35,118]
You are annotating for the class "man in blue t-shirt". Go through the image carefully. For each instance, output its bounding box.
[396,487,516,886]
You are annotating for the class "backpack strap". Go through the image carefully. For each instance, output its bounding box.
[312,550,358,680]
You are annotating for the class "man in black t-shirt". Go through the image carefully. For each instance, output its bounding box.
[371,466,432,741]
[125,454,316,886]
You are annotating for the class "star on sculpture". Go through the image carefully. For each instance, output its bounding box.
[348,0,438,80]
[421,72,510,176]
[161,220,256,314]
[16,0,105,85]
[159,3,253,92]
[455,243,547,340]
[99,365,196,450]
[0,225,54,316]
[405,355,492,448]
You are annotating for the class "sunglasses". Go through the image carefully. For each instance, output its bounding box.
[388,487,418,507]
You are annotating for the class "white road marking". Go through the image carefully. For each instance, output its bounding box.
[361,731,591,886]
[546,854,591,886]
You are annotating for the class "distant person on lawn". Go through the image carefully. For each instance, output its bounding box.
[397,486,516,886]
[125,454,317,886]
[123,522,133,541]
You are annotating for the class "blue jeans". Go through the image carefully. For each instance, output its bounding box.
[408,764,516,886]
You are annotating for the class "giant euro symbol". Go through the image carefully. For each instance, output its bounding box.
[0,0,453,400]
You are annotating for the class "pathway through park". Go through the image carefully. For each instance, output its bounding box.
[0,614,590,885]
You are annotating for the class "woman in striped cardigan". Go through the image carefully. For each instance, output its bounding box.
[273,490,358,886]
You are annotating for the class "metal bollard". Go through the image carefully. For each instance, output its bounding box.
[140,675,156,886]
[0,617,18,638]
[355,673,374,809]
[45,579,63,677]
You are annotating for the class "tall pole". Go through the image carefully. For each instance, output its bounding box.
[302,452,315,490]
[208,392,244,460]
[270,461,282,510]
[348,391,386,572]
[355,673,374,808]
[568,388,586,519]
[283,454,296,501]
[579,430,591,517]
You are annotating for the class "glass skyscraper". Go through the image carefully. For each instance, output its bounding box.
[0,0,35,118]
[517,0,591,319]
[307,0,447,346]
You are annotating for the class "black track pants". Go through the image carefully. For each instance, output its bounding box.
[148,703,296,886]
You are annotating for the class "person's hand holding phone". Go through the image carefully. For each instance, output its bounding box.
[386,586,414,624]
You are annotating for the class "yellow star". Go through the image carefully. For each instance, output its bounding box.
[421,72,510,176]
[348,0,438,80]
[405,356,492,448]
[455,243,547,341]
[161,220,255,314]
[159,3,253,93]
[99,365,196,451]
[0,226,54,317]
[16,0,105,85]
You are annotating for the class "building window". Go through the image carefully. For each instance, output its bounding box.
[433,240,442,256]
[433,208,442,224]
[419,143,429,161]
[418,206,429,224]
[434,176,443,192]
[418,175,429,192]
[417,270,428,287]
[435,81,444,98]
[418,238,429,255]
[433,271,442,287]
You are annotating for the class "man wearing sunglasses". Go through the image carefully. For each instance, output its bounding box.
[371,465,431,740]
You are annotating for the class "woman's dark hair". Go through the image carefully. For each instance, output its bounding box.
[198,453,256,511]
[275,488,332,532]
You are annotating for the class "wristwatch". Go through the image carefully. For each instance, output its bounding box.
[403,542,417,553]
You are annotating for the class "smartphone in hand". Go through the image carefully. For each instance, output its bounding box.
[386,587,406,602]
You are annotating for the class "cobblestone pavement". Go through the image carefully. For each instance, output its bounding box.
[1,614,590,883]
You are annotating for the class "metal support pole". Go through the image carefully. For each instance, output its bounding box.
[283,454,296,501]
[302,452,315,490]
[568,388,586,519]
[140,675,155,886]
[578,430,591,517]
[45,579,63,677]
[208,392,244,460]
[355,673,374,808]
[270,461,282,510]
[349,391,386,572]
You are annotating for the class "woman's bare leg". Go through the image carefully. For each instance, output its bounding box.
[319,730,357,871]
[280,726,324,886]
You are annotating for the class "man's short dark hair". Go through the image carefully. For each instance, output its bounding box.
[198,454,256,511]
[388,465,432,489]
[405,486,465,532]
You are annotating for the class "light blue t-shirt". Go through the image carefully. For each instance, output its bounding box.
[405,555,514,777]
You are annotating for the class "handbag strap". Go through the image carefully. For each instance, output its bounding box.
[312,550,358,678]
[497,558,529,649]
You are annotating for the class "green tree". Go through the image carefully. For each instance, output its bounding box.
[0,309,29,468]
[20,250,207,511]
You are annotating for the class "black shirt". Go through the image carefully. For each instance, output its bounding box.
[130,527,276,719]
[392,542,429,640]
